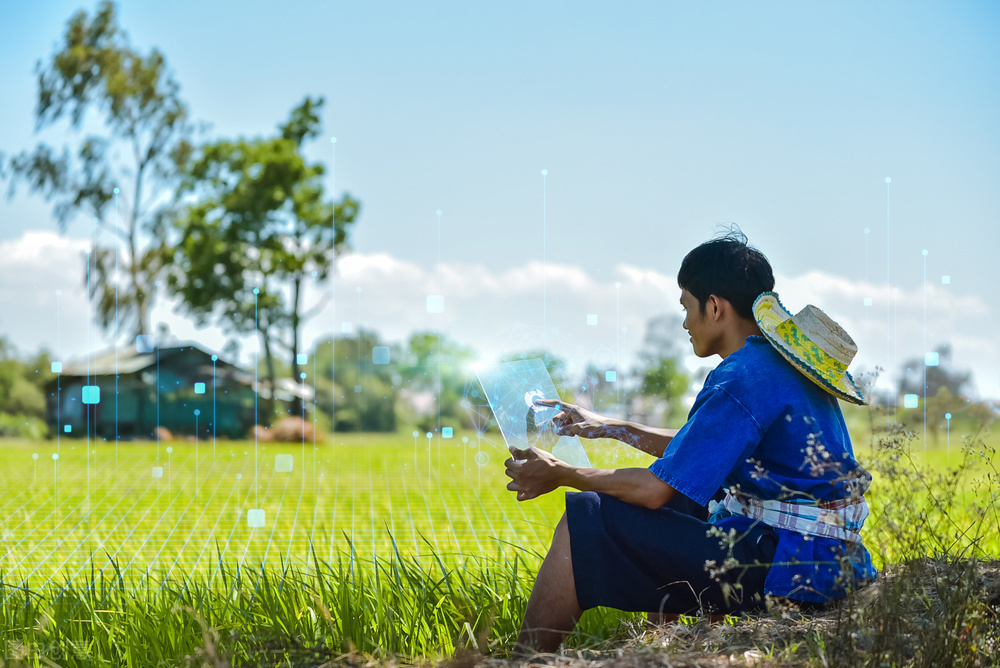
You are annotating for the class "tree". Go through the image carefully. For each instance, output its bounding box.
[898,343,972,399]
[165,96,359,421]
[630,314,689,426]
[311,332,401,433]
[1,0,193,339]
[401,332,478,432]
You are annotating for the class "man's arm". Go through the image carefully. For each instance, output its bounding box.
[533,398,678,458]
[505,447,677,509]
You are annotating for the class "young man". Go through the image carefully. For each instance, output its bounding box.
[504,231,877,654]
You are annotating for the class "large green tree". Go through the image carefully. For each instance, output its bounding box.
[1,0,192,339]
[165,96,359,420]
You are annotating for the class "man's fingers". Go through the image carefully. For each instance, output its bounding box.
[509,446,534,460]
[532,397,570,410]
[506,480,521,492]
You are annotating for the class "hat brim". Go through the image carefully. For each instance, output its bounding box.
[753,292,867,405]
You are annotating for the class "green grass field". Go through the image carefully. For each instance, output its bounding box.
[0,422,996,664]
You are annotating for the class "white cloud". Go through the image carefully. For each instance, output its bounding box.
[3,231,997,401]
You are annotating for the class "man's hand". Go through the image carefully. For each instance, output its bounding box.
[532,398,611,439]
[504,447,568,502]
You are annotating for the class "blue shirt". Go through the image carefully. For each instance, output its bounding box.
[648,335,877,602]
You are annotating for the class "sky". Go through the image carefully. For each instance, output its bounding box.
[1,0,998,401]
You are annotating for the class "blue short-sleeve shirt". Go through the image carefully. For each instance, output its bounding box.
[648,335,877,602]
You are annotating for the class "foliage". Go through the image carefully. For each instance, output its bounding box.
[0,338,53,437]
[311,332,401,432]
[1,0,193,338]
[897,342,972,399]
[403,332,479,433]
[166,96,360,420]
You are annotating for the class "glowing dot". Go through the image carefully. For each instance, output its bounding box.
[194,409,201,416]
[475,452,489,466]
[56,289,61,295]
[615,282,621,288]
[32,453,38,460]
[412,430,419,437]
[541,169,547,176]
[236,473,242,480]
[945,413,952,420]
[864,228,870,234]
[885,177,891,184]
[166,447,173,454]
[275,454,293,472]
[436,209,442,216]
[211,355,217,361]
[52,454,59,460]
[330,137,336,143]
[247,509,266,528]
[82,386,100,404]
[253,288,259,294]
[426,432,433,439]
[299,372,306,379]
[587,314,598,325]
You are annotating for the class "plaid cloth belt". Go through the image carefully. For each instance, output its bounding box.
[708,490,870,544]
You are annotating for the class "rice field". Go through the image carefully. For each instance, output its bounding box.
[0,423,996,664]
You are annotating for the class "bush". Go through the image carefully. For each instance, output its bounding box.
[0,412,49,439]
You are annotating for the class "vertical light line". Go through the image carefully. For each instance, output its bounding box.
[254,287,259,508]
[56,290,61,462]
[212,355,217,458]
[885,177,892,431]
[922,249,928,450]
[330,137,337,447]
[114,187,120,469]
[615,281,621,411]
[436,209,442,436]
[541,169,548,345]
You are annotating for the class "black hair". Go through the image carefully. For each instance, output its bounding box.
[677,225,775,321]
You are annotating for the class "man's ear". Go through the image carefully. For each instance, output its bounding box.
[707,294,725,321]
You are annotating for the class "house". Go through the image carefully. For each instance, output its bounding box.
[45,342,261,439]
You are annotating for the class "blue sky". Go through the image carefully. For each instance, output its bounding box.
[1,1,998,400]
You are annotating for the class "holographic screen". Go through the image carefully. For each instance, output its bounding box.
[476,358,592,468]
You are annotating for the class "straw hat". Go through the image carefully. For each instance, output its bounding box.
[753,291,866,405]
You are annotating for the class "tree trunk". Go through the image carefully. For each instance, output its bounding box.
[290,275,303,416]
[262,324,279,426]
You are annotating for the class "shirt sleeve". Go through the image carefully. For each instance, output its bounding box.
[648,384,764,506]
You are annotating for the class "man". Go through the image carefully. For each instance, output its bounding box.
[504,231,877,654]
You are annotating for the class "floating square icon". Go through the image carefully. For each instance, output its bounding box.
[152,466,163,479]
[903,394,919,409]
[605,370,617,383]
[587,314,598,325]
[863,297,873,307]
[82,386,100,404]
[941,275,950,284]
[426,295,445,313]
[341,322,353,334]
[925,352,939,367]
[247,509,266,528]
[372,346,390,365]
[136,335,154,353]
[64,425,71,433]
[442,427,453,438]
[275,454,293,472]
[194,382,206,394]
[51,362,62,373]
[296,353,308,365]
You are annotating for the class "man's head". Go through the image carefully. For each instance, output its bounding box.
[678,228,775,358]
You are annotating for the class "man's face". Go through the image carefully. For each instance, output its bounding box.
[680,288,718,358]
